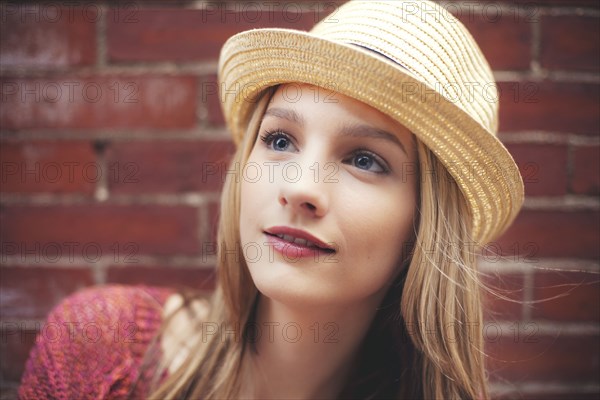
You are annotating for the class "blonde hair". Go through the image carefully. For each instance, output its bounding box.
[132,86,489,399]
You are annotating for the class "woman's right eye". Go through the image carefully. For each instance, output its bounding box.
[260,130,297,152]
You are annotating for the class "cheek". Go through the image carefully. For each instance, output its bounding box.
[239,156,277,240]
[240,176,262,240]
[338,183,416,270]
[239,158,258,239]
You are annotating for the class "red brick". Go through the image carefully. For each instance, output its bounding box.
[202,75,225,127]
[457,10,532,71]
[541,16,600,72]
[1,321,38,383]
[532,271,600,322]
[504,143,568,196]
[0,386,19,398]
[0,75,197,130]
[481,272,525,321]
[0,205,200,257]
[0,141,96,194]
[496,210,599,259]
[486,335,599,382]
[0,5,96,68]
[106,266,216,291]
[0,266,94,319]
[572,145,600,195]
[105,140,235,194]
[106,8,316,63]
[498,81,600,135]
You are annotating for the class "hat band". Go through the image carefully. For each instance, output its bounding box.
[350,43,412,73]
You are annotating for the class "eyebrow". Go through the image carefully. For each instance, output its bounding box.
[264,107,305,126]
[263,107,408,156]
[338,123,408,156]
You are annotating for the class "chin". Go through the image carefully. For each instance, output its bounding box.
[249,269,338,307]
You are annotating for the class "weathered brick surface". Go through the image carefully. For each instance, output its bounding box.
[107,8,317,62]
[0,141,97,194]
[532,271,600,322]
[486,335,600,382]
[458,10,532,71]
[1,321,38,383]
[1,76,197,130]
[541,15,600,71]
[0,266,94,319]
[481,272,525,322]
[0,5,96,68]
[498,81,600,135]
[504,143,568,197]
[105,140,235,194]
[496,210,600,259]
[0,205,201,256]
[572,145,600,195]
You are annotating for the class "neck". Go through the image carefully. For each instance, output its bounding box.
[239,294,384,400]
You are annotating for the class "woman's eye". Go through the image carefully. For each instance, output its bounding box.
[348,152,389,174]
[259,132,388,174]
[260,130,297,152]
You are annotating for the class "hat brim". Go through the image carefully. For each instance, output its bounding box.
[218,28,524,244]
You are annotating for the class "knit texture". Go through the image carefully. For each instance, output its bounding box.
[18,284,174,399]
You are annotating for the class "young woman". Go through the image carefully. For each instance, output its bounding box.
[19,1,524,399]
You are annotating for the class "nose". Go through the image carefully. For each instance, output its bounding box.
[278,161,330,218]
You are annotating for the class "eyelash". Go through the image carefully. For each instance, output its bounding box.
[259,129,390,174]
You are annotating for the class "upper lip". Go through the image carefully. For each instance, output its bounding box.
[264,226,336,251]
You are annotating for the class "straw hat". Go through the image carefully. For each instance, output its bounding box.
[218,0,524,245]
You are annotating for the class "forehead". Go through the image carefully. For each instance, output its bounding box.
[269,83,369,109]
[266,83,416,151]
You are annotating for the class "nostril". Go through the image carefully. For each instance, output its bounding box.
[304,202,316,211]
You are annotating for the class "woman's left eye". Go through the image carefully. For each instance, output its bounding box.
[346,152,389,174]
[260,130,297,152]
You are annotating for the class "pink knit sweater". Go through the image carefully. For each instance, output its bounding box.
[18,284,174,399]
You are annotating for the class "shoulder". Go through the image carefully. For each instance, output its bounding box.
[43,284,175,354]
[19,284,175,400]
[52,284,174,331]
[59,283,174,311]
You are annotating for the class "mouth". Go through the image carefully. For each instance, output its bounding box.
[264,231,336,253]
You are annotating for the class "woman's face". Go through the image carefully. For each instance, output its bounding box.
[239,83,418,308]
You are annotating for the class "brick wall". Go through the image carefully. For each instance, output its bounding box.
[1,1,598,398]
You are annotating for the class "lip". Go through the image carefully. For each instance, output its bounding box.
[264,226,335,251]
[264,234,335,259]
[263,226,337,259]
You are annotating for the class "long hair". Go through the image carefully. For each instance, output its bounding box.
[133,86,489,399]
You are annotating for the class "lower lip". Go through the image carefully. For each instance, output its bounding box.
[264,233,334,259]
